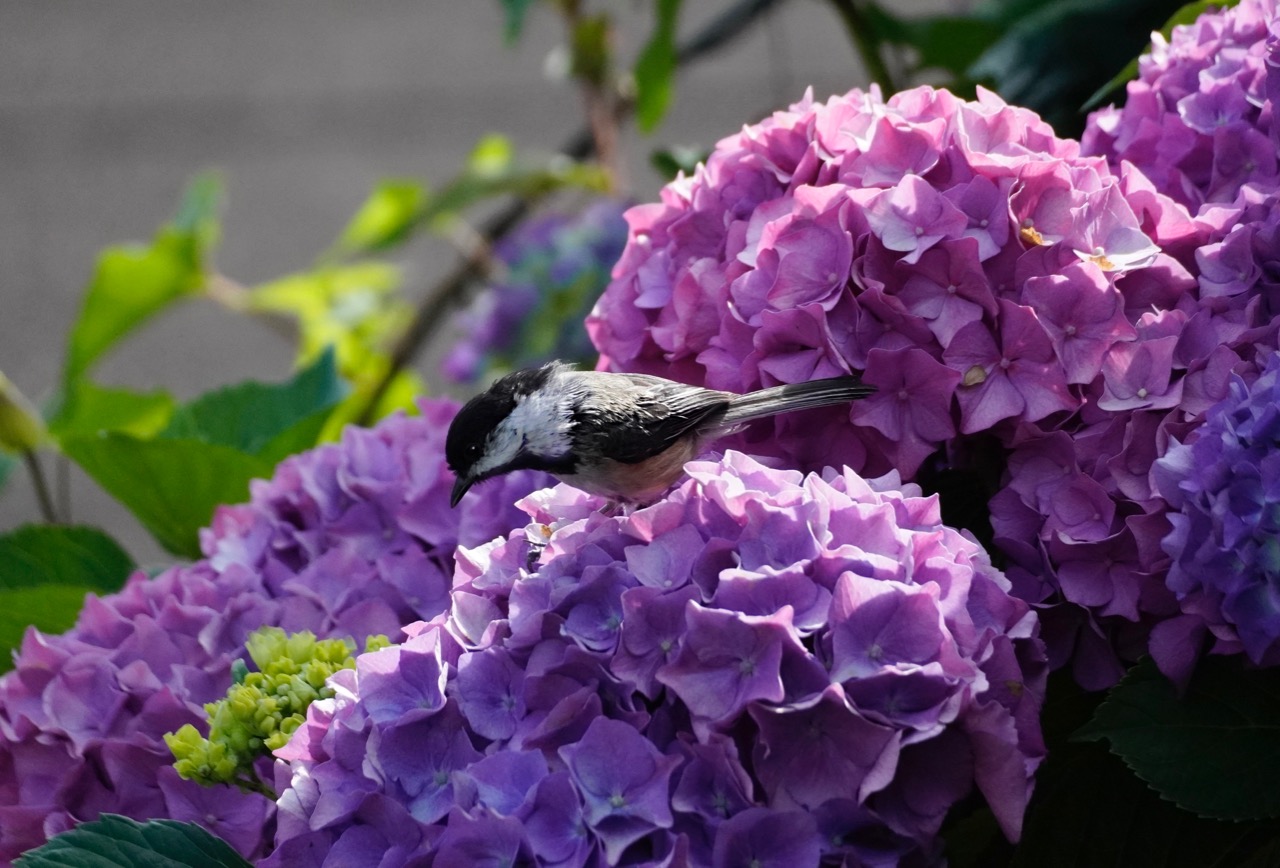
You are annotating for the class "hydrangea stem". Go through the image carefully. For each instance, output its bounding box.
[22,450,59,525]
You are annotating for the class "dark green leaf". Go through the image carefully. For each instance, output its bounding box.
[1082,0,1242,110]
[331,179,428,257]
[1075,656,1280,821]
[570,14,611,86]
[649,145,709,180]
[0,524,133,592]
[63,176,221,385]
[1015,739,1278,868]
[862,4,1002,79]
[47,381,175,441]
[962,0,1188,136]
[634,0,682,132]
[61,435,271,559]
[499,0,538,43]
[15,814,253,868]
[0,524,134,672]
[0,452,13,495]
[0,586,103,674]
[161,348,345,461]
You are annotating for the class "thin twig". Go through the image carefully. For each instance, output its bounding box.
[56,453,71,523]
[22,450,59,524]
[204,272,298,342]
[354,0,791,425]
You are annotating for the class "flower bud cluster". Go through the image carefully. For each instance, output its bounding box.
[165,628,388,793]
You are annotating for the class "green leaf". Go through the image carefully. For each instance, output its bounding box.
[862,4,1003,79]
[1081,0,1242,110]
[48,381,176,441]
[0,524,133,592]
[0,586,103,673]
[0,524,134,672]
[1075,655,1280,820]
[0,453,13,496]
[1015,739,1279,868]
[63,175,222,385]
[649,145,709,180]
[15,813,253,868]
[499,0,538,43]
[960,0,1191,136]
[570,13,611,86]
[633,0,682,132]
[61,435,271,559]
[161,348,345,461]
[331,179,428,256]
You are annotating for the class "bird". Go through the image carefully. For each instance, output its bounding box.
[445,360,873,507]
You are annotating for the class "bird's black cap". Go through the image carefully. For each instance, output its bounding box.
[445,361,564,506]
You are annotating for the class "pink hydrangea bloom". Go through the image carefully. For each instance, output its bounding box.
[588,85,1162,482]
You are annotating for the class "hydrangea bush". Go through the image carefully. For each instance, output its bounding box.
[0,400,548,861]
[587,83,1177,480]
[588,25,1280,686]
[443,199,630,384]
[267,452,1046,866]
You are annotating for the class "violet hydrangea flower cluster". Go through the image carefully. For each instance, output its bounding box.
[1152,352,1280,673]
[588,84,1180,481]
[267,452,1047,866]
[443,198,630,384]
[0,400,548,862]
[987,0,1280,686]
[1083,0,1280,211]
[587,60,1280,686]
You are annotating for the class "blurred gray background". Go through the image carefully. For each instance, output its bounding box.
[0,0,941,564]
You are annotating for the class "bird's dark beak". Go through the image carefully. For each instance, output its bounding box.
[450,476,473,508]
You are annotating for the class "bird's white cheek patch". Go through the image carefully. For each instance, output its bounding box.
[471,390,574,477]
[472,421,522,477]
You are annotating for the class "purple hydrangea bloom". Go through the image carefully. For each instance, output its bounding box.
[0,399,548,862]
[442,198,630,384]
[592,62,1280,687]
[1154,352,1280,674]
[588,84,1166,481]
[1083,0,1280,211]
[269,452,1046,864]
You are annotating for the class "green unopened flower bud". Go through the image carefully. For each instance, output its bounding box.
[0,372,46,454]
[167,628,391,791]
[245,626,288,671]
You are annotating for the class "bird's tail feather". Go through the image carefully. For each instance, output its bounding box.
[716,375,874,429]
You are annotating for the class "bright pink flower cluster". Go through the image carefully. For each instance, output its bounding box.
[268,453,1046,865]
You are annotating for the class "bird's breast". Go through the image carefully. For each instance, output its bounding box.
[558,438,700,503]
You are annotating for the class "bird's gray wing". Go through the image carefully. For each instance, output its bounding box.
[565,372,732,464]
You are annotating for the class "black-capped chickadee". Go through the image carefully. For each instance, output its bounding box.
[446,360,873,506]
